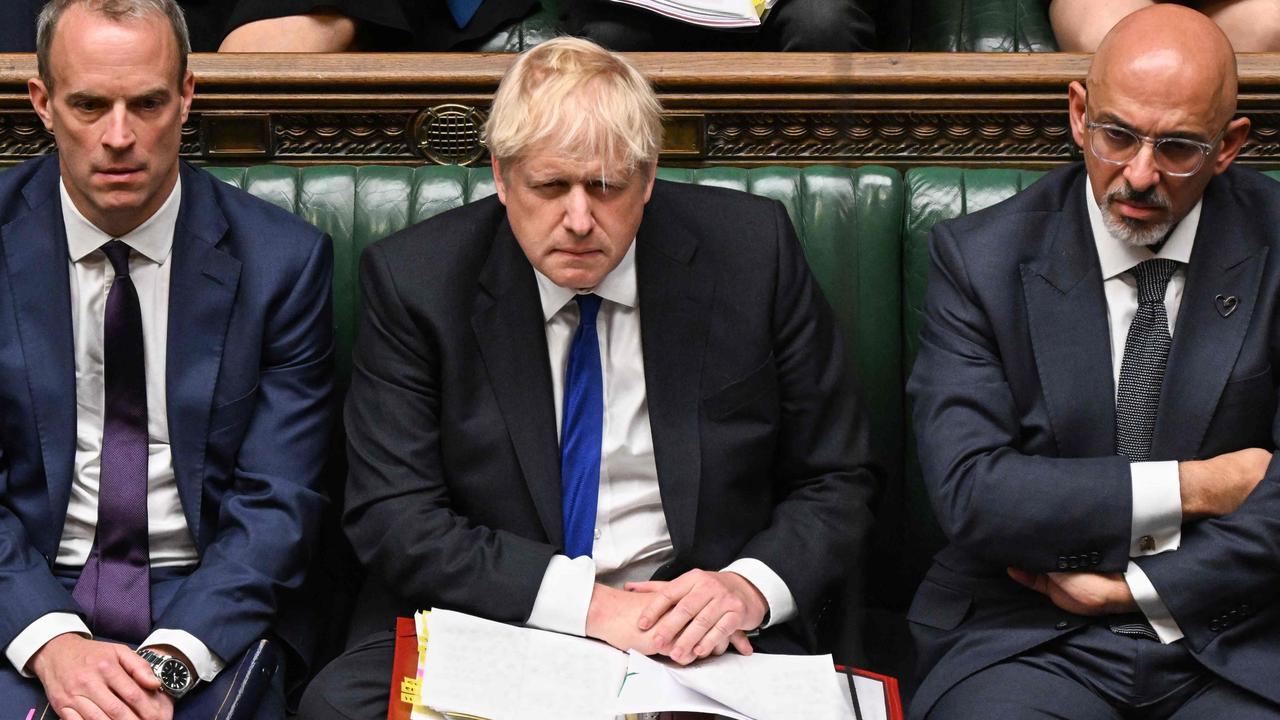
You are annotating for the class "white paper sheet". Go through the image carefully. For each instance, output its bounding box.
[662,651,854,720]
[420,609,628,720]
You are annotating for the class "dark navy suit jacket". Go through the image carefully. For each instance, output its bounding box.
[906,163,1280,718]
[0,155,334,668]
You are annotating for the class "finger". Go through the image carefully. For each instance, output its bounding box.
[68,695,127,720]
[116,647,161,691]
[638,591,679,633]
[728,630,753,656]
[1006,567,1049,595]
[59,707,87,720]
[650,586,715,652]
[692,612,740,660]
[103,667,161,720]
[669,601,731,664]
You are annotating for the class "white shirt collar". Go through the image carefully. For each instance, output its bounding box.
[534,240,638,322]
[61,175,181,265]
[1085,174,1199,281]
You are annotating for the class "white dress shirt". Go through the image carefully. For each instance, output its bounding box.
[524,242,797,636]
[3,178,225,681]
[1085,180,1201,643]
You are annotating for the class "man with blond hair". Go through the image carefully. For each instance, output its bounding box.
[300,36,876,718]
[0,0,333,717]
[908,4,1280,717]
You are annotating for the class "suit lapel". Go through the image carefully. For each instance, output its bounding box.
[636,203,712,557]
[1152,178,1267,459]
[471,222,564,546]
[165,165,240,546]
[1021,176,1118,457]
[2,160,76,534]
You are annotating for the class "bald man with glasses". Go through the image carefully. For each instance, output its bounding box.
[906,5,1280,718]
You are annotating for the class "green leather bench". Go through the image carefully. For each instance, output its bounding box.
[210,164,1280,699]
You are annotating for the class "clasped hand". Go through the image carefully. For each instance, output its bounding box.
[586,569,768,665]
[29,634,173,720]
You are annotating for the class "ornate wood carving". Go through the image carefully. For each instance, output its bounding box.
[0,53,1275,168]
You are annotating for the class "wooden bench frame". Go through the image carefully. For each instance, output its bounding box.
[0,52,1276,168]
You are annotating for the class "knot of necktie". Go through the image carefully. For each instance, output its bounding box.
[575,293,602,326]
[1130,258,1179,306]
[101,240,132,278]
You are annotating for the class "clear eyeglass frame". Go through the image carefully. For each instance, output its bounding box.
[1082,103,1225,177]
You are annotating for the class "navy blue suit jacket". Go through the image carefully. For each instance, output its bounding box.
[907,164,1280,717]
[0,155,333,667]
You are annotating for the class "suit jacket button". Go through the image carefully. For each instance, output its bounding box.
[1055,621,1069,630]
[1139,535,1156,553]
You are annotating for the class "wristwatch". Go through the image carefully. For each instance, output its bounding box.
[137,648,198,699]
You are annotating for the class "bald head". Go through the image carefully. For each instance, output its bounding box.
[1089,4,1238,128]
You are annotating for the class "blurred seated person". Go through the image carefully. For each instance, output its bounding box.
[565,0,876,51]
[1050,0,1280,52]
[218,0,540,51]
[1,0,232,50]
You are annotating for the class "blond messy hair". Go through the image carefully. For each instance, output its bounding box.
[484,36,663,175]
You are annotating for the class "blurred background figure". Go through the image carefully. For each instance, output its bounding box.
[217,0,540,51]
[1050,0,1280,52]
[564,0,877,51]
[1,0,236,51]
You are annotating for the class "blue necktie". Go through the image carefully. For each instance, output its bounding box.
[561,294,603,559]
[446,0,484,28]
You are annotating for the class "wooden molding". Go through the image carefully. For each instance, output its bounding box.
[1,52,1277,168]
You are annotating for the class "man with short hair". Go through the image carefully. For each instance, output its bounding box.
[908,5,1280,718]
[299,35,876,719]
[0,1,334,717]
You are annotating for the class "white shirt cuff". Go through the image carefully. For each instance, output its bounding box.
[1124,561,1184,644]
[5,613,92,678]
[141,629,226,682]
[722,558,797,628]
[1130,461,1182,556]
[525,554,596,636]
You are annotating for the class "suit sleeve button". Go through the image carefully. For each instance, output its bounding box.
[1089,552,1100,565]
[1055,621,1069,630]
[1057,560,1069,570]
[1210,620,1222,632]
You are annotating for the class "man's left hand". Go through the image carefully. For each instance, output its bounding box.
[626,570,768,665]
[1007,568,1137,615]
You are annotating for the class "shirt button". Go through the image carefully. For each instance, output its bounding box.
[1139,535,1156,552]
[593,529,602,540]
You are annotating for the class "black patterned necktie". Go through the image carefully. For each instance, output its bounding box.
[1115,258,1180,463]
[72,240,151,643]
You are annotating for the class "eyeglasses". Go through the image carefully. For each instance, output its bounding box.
[1083,104,1224,177]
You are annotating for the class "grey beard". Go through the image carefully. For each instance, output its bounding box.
[1099,190,1173,247]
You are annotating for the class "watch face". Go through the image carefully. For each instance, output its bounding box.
[159,659,191,691]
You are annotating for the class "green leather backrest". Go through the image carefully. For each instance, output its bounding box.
[208,165,907,497]
[894,167,1047,603]
[881,0,1058,51]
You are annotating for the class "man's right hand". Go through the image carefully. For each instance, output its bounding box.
[584,584,664,655]
[29,633,170,720]
[1179,447,1273,520]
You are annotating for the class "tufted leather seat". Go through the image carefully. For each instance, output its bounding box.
[205,164,1280,696]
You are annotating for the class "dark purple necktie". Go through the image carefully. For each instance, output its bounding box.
[72,240,151,643]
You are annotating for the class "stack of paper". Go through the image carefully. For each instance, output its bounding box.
[607,0,779,28]
[417,609,857,720]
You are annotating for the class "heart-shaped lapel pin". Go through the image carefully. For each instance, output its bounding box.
[1215,294,1239,318]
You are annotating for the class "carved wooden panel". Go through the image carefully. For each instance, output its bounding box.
[0,52,1275,169]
